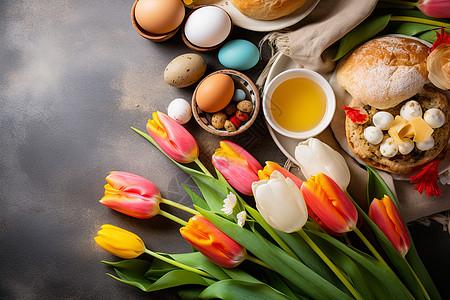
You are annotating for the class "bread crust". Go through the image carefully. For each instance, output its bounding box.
[346,86,449,174]
[230,0,307,20]
[337,36,430,109]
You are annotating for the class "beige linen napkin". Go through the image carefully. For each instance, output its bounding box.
[259,0,450,222]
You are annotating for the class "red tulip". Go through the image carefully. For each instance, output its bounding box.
[258,161,303,190]
[369,195,411,257]
[212,141,262,196]
[100,171,161,219]
[146,111,199,163]
[301,173,358,234]
[180,215,247,268]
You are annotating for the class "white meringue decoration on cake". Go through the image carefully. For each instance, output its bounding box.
[400,100,423,121]
[423,108,445,129]
[372,111,394,130]
[416,136,435,151]
[364,126,383,145]
[398,138,414,155]
[380,138,399,157]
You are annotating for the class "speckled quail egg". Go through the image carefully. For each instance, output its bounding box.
[416,136,435,151]
[364,126,383,144]
[423,108,445,128]
[373,112,394,130]
[380,138,399,157]
[400,100,422,120]
[398,138,414,155]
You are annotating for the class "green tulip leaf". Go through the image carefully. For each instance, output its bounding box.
[306,230,412,300]
[183,185,210,211]
[102,259,153,291]
[198,279,293,300]
[388,22,439,36]
[197,207,353,300]
[364,166,441,300]
[333,14,391,61]
[417,26,450,43]
[178,287,205,300]
[167,252,230,281]
[145,270,212,292]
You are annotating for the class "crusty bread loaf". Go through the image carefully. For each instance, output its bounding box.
[345,86,449,174]
[337,36,430,109]
[230,0,307,20]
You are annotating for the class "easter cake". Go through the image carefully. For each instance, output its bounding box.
[338,36,449,174]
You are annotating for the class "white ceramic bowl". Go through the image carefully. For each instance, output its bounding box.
[263,68,336,139]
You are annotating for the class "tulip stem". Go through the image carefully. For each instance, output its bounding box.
[389,16,450,28]
[246,255,274,270]
[298,229,362,300]
[343,233,353,247]
[403,257,431,300]
[353,227,389,267]
[159,210,188,226]
[161,198,198,215]
[194,158,214,177]
[144,249,215,279]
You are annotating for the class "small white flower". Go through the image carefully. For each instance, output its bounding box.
[439,170,450,185]
[221,192,237,215]
[236,211,246,227]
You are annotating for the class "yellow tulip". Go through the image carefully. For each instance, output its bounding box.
[94,224,146,259]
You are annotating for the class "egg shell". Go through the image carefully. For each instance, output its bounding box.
[218,40,260,71]
[168,98,192,124]
[195,73,234,113]
[164,54,207,88]
[135,0,185,35]
[184,6,232,48]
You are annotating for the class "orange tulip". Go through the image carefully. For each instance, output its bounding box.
[258,161,303,190]
[369,195,411,257]
[146,111,199,163]
[301,173,358,234]
[100,171,161,219]
[180,215,247,268]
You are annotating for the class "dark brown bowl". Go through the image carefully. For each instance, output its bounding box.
[192,70,260,136]
[131,0,182,42]
[182,5,233,52]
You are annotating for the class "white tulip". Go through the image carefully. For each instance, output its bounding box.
[251,171,308,233]
[295,138,351,190]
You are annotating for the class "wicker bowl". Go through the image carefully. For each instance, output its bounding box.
[192,70,260,136]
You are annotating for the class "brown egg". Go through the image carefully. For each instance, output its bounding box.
[196,74,234,113]
[135,0,185,35]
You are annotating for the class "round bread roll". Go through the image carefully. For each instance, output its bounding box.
[345,86,449,174]
[230,0,307,20]
[337,36,430,109]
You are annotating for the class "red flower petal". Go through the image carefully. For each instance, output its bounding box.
[410,160,441,197]
[431,27,450,52]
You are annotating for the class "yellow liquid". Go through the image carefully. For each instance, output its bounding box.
[270,77,327,132]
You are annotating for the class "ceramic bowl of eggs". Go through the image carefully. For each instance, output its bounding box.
[192,70,260,136]
[131,0,186,42]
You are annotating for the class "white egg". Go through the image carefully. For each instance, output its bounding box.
[400,100,422,120]
[364,126,383,144]
[168,98,192,124]
[398,138,414,155]
[184,6,232,48]
[416,136,435,151]
[373,112,394,130]
[423,108,445,128]
[379,138,398,157]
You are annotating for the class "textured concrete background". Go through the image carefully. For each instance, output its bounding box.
[0,1,448,299]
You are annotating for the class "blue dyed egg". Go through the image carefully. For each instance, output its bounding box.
[218,39,259,71]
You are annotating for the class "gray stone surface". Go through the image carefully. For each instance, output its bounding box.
[0,1,448,299]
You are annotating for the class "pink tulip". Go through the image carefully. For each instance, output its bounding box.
[369,195,411,257]
[100,171,161,219]
[212,141,262,196]
[301,173,358,234]
[146,111,199,163]
[418,0,450,18]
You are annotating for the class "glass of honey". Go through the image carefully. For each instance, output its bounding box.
[263,69,336,139]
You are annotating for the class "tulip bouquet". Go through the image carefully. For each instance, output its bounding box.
[94,111,441,299]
